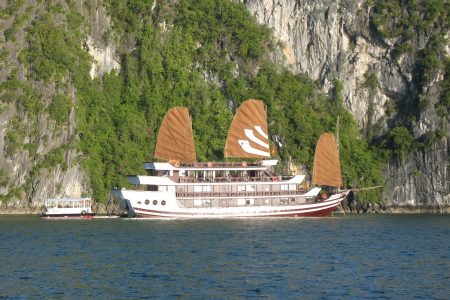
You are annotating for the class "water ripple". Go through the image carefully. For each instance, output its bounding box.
[0,215,449,298]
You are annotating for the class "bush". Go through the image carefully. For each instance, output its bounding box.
[49,94,72,125]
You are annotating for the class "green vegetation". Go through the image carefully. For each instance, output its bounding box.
[369,0,449,163]
[371,0,449,57]
[49,94,72,125]
[386,127,413,162]
[437,58,450,117]
[4,117,26,156]
[363,71,378,142]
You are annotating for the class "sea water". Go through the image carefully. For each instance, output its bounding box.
[0,214,448,299]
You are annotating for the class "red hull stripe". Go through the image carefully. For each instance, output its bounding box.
[136,205,337,218]
[133,201,340,218]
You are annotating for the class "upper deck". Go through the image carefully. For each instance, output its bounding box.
[128,159,301,187]
[143,160,278,171]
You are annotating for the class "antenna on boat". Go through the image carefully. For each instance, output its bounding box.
[336,115,340,151]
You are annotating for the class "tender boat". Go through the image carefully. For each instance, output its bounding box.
[113,99,348,218]
[39,198,94,219]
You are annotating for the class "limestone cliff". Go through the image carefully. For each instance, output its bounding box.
[0,1,117,209]
[242,0,449,208]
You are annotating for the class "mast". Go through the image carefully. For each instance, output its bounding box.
[336,115,340,151]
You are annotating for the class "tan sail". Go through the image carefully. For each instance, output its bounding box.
[224,99,271,158]
[312,133,343,187]
[154,107,196,163]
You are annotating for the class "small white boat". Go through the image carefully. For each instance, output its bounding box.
[40,198,94,219]
[113,99,348,218]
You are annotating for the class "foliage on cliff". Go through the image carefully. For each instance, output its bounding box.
[369,0,449,159]
[2,0,389,203]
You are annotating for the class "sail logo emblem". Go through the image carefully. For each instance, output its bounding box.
[238,126,270,157]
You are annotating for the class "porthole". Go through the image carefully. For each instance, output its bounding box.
[153,200,158,205]
[144,199,150,205]
[161,200,166,206]
[137,201,142,205]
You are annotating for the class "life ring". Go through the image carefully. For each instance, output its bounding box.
[241,162,247,167]
[272,177,278,182]
[170,160,180,167]
[207,162,213,168]
[321,193,328,200]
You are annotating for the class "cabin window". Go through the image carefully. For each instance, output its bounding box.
[289,184,297,191]
[153,200,158,205]
[246,185,255,192]
[161,200,166,205]
[280,198,288,205]
[248,170,257,177]
[159,186,168,192]
[238,185,255,192]
[237,198,254,206]
[281,185,288,191]
[193,199,210,206]
[144,200,150,205]
[194,186,211,192]
[147,185,158,191]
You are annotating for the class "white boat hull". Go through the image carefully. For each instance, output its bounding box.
[113,189,348,219]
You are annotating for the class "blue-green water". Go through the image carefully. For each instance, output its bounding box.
[0,215,449,299]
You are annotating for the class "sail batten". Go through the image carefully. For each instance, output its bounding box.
[312,133,343,187]
[154,107,196,163]
[225,99,270,158]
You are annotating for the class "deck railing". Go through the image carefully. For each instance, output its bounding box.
[177,176,292,184]
[180,161,261,168]
[176,189,309,199]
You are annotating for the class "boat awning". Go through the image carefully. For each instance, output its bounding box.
[47,198,90,202]
[127,175,305,186]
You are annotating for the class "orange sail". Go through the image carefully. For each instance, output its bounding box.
[312,133,343,187]
[154,107,196,163]
[224,99,271,158]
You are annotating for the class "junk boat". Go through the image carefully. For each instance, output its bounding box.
[39,197,94,219]
[113,99,349,218]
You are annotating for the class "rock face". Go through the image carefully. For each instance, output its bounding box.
[84,5,120,79]
[242,0,449,208]
[0,2,113,208]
